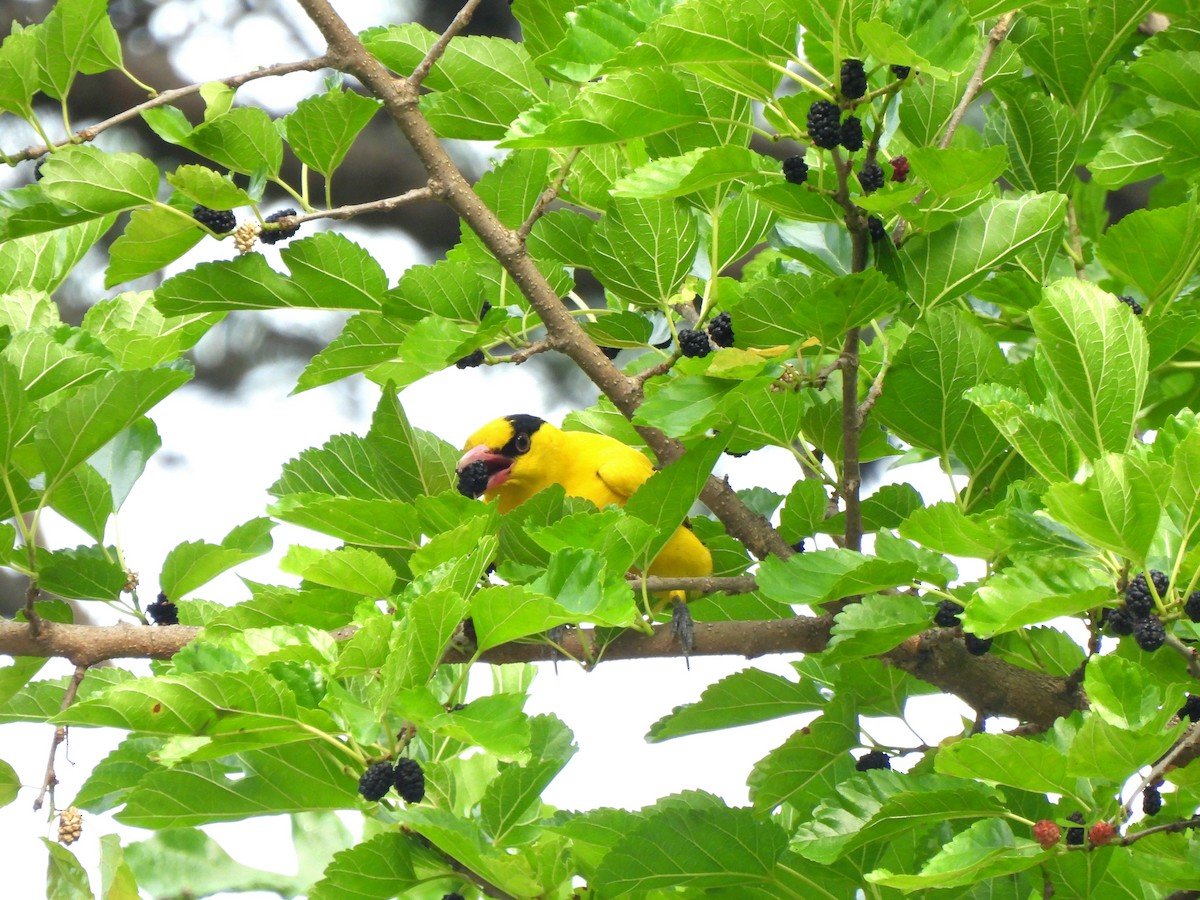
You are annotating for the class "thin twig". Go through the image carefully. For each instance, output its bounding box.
[505,338,554,364]
[1121,814,1200,847]
[517,147,581,240]
[1165,633,1200,680]
[285,186,436,226]
[11,57,331,163]
[24,580,41,634]
[407,0,486,89]
[858,360,888,417]
[633,355,678,387]
[32,665,89,812]
[1122,724,1200,822]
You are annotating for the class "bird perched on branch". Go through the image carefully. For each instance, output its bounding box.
[456,414,711,650]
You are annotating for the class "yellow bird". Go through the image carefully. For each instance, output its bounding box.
[456,414,712,643]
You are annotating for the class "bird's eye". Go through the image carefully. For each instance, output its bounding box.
[514,433,531,454]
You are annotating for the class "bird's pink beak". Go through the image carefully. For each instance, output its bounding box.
[457,445,514,493]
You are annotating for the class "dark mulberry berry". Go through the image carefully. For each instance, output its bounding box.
[1185,591,1200,622]
[454,349,485,369]
[479,300,492,319]
[782,154,809,184]
[1132,615,1166,652]
[791,540,805,553]
[1142,785,1162,816]
[1033,819,1060,849]
[1105,606,1135,636]
[1176,694,1200,722]
[678,328,712,358]
[1125,571,1167,618]
[146,592,179,626]
[891,65,911,80]
[358,761,394,801]
[600,346,621,359]
[707,312,734,348]
[1065,811,1085,845]
[840,116,864,151]
[33,157,47,180]
[393,758,426,803]
[964,633,992,656]
[1088,822,1115,846]
[1118,295,1143,315]
[457,460,490,498]
[858,161,885,194]
[855,750,891,771]
[867,216,886,243]
[806,100,842,150]
[890,156,910,182]
[192,205,237,234]
[839,58,867,100]
[260,208,299,245]
[442,894,465,900]
[934,600,964,628]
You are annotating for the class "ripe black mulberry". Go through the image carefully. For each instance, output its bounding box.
[678,328,712,358]
[1118,295,1143,315]
[394,758,426,803]
[1132,615,1166,652]
[964,633,992,656]
[707,312,734,348]
[192,205,236,234]
[1185,591,1200,622]
[782,154,809,184]
[457,460,490,498]
[934,599,964,628]
[358,761,395,801]
[890,64,911,80]
[1176,694,1200,722]
[867,216,886,243]
[1125,571,1167,618]
[455,349,485,369]
[147,592,179,626]
[1065,811,1085,845]
[855,750,891,771]
[1104,606,1135,636]
[1142,785,1162,816]
[839,59,867,100]
[840,116,864,152]
[807,100,842,150]
[260,208,300,245]
[858,161,885,193]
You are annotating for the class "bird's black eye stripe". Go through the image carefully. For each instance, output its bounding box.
[501,414,544,457]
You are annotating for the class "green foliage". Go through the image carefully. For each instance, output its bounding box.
[2,1,1200,898]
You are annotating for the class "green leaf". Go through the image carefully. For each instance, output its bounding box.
[38,545,127,601]
[967,382,1080,483]
[648,667,826,742]
[0,23,39,118]
[1032,280,1149,460]
[898,192,1067,309]
[593,793,788,895]
[1097,201,1200,310]
[746,698,858,814]
[156,233,387,313]
[480,715,577,844]
[0,216,116,294]
[283,88,381,177]
[43,837,93,900]
[105,204,206,288]
[39,145,159,215]
[1044,453,1163,561]
[0,656,47,706]
[48,464,113,542]
[536,0,670,82]
[612,146,772,199]
[184,107,284,178]
[590,196,699,308]
[88,417,163,511]
[757,549,917,608]
[1084,655,1168,732]
[899,501,1005,559]
[125,827,297,898]
[165,165,252,209]
[934,732,1079,800]
[873,307,1007,474]
[35,0,114,99]
[966,556,1112,636]
[98,834,140,900]
[989,85,1081,193]
[857,0,978,77]
[0,757,18,808]
[34,366,190,490]
[159,517,275,599]
[822,593,930,664]
[1067,709,1185,778]
[307,832,421,900]
[380,588,470,699]
[281,545,396,597]
[867,818,1045,890]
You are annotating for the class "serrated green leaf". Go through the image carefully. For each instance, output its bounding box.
[867,818,1045,890]
[0,23,39,118]
[612,146,772,199]
[0,757,18,808]
[967,382,1080,483]
[989,85,1081,193]
[283,88,381,177]
[857,0,978,77]
[1084,655,1167,732]
[756,549,917,608]
[43,837,93,900]
[1067,710,1185,779]
[35,0,114,100]
[899,501,1004,559]
[935,732,1079,800]
[649,667,825,742]
[1097,201,1200,311]
[1044,453,1163,561]
[165,165,252,209]
[966,556,1112,635]
[307,832,420,900]
[281,545,396,597]
[590,195,699,308]
[38,545,127,601]
[48,464,113,542]
[0,216,116,294]
[184,107,283,178]
[160,517,275,599]
[105,204,206,289]
[823,593,930,664]
[746,697,857,813]
[39,145,159,215]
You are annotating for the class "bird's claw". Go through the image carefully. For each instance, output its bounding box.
[670,597,695,663]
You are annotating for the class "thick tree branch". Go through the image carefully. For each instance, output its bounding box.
[293,0,793,563]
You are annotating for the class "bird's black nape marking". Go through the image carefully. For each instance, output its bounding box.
[502,414,545,456]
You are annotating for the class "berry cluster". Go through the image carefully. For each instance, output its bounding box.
[707,312,734,348]
[858,161,885,193]
[1110,570,1169,651]
[457,460,490,498]
[839,59,867,100]
[455,349,485,369]
[806,100,841,150]
[839,116,864,152]
[356,758,426,803]
[934,599,964,628]
[782,154,809,184]
[147,592,179,626]
[678,328,712,358]
[260,208,300,245]
[192,205,237,234]
[1118,295,1143,315]
[855,750,891,771]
